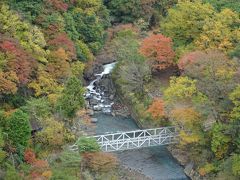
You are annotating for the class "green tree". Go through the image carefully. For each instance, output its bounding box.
[75,40,93,61]
[4,164,21,180]
[57,76,85,118]
[112,30,151,95]
[211,123,231,159]
[71,61,85,79]
[230,85,240,121]
[77,137,100,153]
[114,59,151,95]
[7,0,44,22]
[6,110,31,148]
[161,1,214,46]
[58,150,81,167]
[203,0,240,13]
[21,97,52,123]
[232,154,240,176]
[0,129,6,163]
[105,0,156,23]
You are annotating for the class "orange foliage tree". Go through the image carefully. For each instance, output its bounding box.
[146,98,165,120]
[0,71,18,94]
[47,48,71,80]
[140,34,175,71]
[82,152,118,172]
[24,149,52,179]
[24,149,37,164]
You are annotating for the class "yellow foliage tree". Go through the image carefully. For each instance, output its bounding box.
[170,107,203,145]
[36,118,65,148]
[28,69,63,97]
[195,9,240,52]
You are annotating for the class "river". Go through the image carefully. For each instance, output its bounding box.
[85,62,188,180]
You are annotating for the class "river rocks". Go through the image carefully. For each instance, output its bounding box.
[167,146,189,166]
[167,146,204,180]
[89,98,98,106]
[87,109,94,116]
[93,105,102,111]
[112,102,130,117]
[98,74,116,95]
[91,118,98,123]
[184,163,194,176]
[184,163,203,180]
[85,62,117,114]
[84,63,103,81]
[109,94,114,100]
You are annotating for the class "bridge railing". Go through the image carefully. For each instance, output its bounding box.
[70,126,179,152]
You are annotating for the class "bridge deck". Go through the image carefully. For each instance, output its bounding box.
[70,126,179,152]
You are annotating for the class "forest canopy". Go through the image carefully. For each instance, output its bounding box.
[0,0,239,179]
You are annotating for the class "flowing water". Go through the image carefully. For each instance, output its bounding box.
[85,62,188,180]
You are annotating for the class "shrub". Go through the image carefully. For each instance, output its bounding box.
[82,152,118,172]
[77,137,100,153]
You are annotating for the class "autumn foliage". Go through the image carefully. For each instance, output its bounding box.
[24,149,37,164]
[147,98,165,120]
[170,108,202,145]
[47,0,69,12]
[178,51,206,71]
[47,48,71,80]
[24,149,52,179]
[0,39,36,85]
[0,71,18,94]
[82,152,118,172]
[47,33,76,60]
[140,34,175,71]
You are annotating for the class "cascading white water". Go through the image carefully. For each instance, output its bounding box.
[85,62,117,113]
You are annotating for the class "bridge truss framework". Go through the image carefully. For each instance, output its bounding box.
[70,126,179,152]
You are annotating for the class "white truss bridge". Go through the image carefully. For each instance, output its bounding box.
[70,126,179,152]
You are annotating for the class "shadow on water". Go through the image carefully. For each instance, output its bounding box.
[94,113,188,180]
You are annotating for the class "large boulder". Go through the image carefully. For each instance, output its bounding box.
[93,105,102,111]
[91,118,98,123]
[98,74,116,95]
[109,94,114,100]
[84,63,103,81]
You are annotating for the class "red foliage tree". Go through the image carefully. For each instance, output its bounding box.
[140,34,175,71]
[0,39,36,85]
[24,149,52,179]
[47,33,76,60]
[178,51,206,71]
[47,0,68,12]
